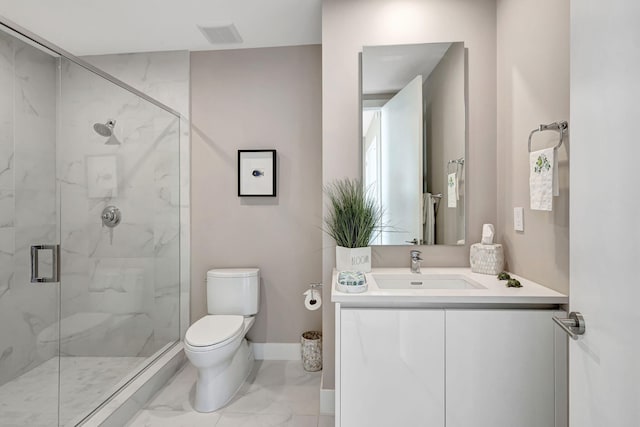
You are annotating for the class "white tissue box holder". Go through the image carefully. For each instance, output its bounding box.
[470,243,504,275]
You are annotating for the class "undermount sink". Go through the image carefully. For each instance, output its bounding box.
[371,273,486,290]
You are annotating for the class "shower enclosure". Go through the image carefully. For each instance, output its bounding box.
[0,20,181,426]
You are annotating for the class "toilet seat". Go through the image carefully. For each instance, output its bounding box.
[185,315,244,351]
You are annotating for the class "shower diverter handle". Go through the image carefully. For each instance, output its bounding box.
[101,205,121,228]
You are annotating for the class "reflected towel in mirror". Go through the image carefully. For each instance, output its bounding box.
[447,173,458,208]
[423,193,436,245]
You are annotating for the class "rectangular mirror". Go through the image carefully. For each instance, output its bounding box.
[361,42,466,246]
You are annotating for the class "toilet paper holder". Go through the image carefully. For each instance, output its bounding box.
[304,283,323,299]
[303,283,323,310]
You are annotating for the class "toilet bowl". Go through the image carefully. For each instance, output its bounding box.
[185,315,255,412]
[184,268,260,413]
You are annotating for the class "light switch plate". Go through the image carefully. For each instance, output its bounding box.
[514,207,524,232]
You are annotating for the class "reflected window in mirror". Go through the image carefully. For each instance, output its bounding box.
[361,42,466,246]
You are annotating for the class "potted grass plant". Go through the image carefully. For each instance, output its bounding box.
[324,178,382,272]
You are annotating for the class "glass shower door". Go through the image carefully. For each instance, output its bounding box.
[57,57,181,425]
[0,19,181,426]
[0,28,62,426]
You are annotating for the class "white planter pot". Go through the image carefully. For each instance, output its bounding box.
[335,246,372,272]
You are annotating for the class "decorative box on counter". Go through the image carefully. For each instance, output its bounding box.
[470,243,504,275]
[336,271,367,293]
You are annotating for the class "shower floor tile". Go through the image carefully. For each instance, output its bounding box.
[0,356,145,427]
[127,360,333,427]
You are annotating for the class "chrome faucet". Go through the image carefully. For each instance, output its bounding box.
[410,250,422,274]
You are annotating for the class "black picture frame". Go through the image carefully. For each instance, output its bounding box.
[237,149,277,197]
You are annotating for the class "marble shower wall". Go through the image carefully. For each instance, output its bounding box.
[0,35,184,385]
[0,32,59,385]
[58,57,181,356]
[83,51,190,339]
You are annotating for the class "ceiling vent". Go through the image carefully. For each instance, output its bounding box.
[198,23,243,44]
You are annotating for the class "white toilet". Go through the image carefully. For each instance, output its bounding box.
[184,268,260,413]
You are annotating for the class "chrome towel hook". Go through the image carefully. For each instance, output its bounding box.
[528,120,568,152]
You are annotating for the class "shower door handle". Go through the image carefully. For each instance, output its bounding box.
[30,244,60,283]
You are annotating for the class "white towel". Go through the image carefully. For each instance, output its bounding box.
[447,172,458,208]
[530,147,558,211]
[423,193,436,245]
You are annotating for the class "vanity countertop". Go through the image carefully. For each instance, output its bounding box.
[331,267,568,308]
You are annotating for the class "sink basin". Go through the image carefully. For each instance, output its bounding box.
[371,273,486,290]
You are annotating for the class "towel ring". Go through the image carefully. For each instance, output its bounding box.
[447,158,464,174]
[528,121,568,152]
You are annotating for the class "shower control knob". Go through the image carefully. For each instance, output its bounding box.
[101,206,121,228]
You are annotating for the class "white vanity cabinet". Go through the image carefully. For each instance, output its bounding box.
[337,307,567,427]
[339,308,445,427]
[445,310,566,427]
[333,268,569,427]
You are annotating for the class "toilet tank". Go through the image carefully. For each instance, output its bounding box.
[207,268,260,315]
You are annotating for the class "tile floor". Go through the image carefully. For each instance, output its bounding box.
[127,360,334,427]
[0,356,145,427]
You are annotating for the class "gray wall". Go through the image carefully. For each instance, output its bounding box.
[424,42,466,245]
[190,45,322,343]
[496,0,570,294]
[322,0,497,390]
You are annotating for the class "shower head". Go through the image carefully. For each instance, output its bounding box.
[93,120,120,145]
[94,120,115,137]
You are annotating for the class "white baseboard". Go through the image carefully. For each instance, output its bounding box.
[320,375,335,415]
[320,388,335,415]
[251,343,301,360]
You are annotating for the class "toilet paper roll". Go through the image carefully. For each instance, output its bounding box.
[303,289,322,311]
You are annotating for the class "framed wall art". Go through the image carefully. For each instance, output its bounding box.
[238,149,277,197]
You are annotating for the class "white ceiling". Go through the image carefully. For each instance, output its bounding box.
[0,0,322,56]
[362,43,453,95]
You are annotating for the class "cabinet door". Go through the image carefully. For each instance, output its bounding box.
[341,309,445,427]
[446,310,566,427]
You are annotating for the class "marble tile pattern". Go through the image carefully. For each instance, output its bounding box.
[83,51,191,340]
[57,55,182,359]
[0,31,59,386]
[127,360,334,427]
[0,27,185,426]
[0,356,144,427]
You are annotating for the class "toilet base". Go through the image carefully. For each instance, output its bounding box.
[193,338,254,413]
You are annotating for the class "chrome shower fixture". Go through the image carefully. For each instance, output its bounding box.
[93,119,121,145]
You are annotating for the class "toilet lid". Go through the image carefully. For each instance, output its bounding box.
[186,315,244,347]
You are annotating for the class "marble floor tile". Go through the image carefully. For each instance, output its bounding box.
[127,360,326,427]
[215,413,318,427]
[59,356,146,425]
[126,409,221,427]
[0,356,146,427]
